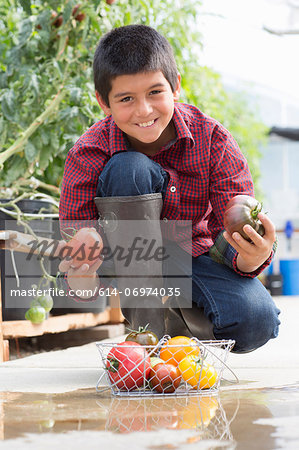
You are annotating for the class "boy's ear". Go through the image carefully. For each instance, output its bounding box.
[173,73,181,101]
[95,91,111,116]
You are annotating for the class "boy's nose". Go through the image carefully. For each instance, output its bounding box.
[135,99,153,117]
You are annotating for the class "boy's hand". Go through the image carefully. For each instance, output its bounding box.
[58,255,104,277]
[223,213,276,273]
[58,251,104,299]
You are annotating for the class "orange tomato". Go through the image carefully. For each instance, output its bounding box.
[159,336,201,367]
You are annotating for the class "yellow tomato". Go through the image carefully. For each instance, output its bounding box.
[159,336,201,367]
[178,355,218,389]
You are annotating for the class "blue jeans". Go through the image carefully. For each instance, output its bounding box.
[96,152,281,353]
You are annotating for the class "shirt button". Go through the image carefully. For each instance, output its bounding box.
[163,217,168,222]
[170,186,176,193]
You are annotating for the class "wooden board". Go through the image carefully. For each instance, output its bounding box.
[2,310,112,339]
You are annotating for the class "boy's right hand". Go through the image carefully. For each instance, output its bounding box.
[58,254,104,277]
[58,250,104,299]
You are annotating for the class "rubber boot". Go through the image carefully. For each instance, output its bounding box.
[94,193,166,338]
[164,303,215,340]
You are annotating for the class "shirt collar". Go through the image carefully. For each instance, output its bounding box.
[172,103,195,147]
[107,102,195,155]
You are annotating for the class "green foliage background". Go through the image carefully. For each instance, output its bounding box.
[0,0,268,200]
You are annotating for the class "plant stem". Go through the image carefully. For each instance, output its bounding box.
[17,177,61,196]
[0,88,65,168]
[0,195,58,284]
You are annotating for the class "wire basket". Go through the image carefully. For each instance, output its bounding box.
[96,336,235,397]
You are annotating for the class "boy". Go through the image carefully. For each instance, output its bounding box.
[59,24,280,353]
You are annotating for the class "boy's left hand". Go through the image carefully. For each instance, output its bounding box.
[223,212,276,273]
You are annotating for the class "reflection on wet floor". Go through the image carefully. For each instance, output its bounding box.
[0,385,299,448]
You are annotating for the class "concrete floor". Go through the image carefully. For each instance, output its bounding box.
[0,296,298,449]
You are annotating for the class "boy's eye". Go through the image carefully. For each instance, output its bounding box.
[150,90,162,95]
[120,96,132,102]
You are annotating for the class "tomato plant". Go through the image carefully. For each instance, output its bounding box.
[159,336,201,366]
[61,227,103,268]
[0,0,266,201]
[223,195,265,241]
[149,363,181,393]
[106,341,151,391]
[125,324,159,354]
[178,355,218,389]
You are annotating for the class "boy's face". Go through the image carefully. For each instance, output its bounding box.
[96,71,180,153]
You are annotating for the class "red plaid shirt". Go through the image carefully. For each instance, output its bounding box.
[60,102,274,285]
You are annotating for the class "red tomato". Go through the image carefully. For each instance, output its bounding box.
[72,4,80,16]
[63,227,103,268]
[223,195,265,241]
[72,5,85,22]
[149,363,181,393]
[53,15,63,28]
[106,341,151,391]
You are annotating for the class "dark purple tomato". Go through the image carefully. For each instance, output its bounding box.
[224,195,265,241]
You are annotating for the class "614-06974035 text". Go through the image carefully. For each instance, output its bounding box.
[99,287,181,297]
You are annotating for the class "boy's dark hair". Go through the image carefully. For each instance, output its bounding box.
[93,24,178,106]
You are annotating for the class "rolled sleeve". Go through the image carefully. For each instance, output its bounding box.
[209,231,278,278]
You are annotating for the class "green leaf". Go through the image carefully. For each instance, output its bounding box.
[0,118,7,148]
[0,72,8,90]
[7,47,22,70]
[39,144,54,170]
[24,140,38,162]
[58,106,79,120]
[36,9,52,33]
[63,1,74,23]
[19,18,33,44]
[1,90,16,121]
[3,155,27,185]
[40,129,50,146]
[18,0,32,16]
[38,132,60,170]
[0,116,4,134]
[69,87,82,105]
[85,8,101,32]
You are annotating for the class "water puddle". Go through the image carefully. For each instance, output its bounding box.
[0,385,298,448]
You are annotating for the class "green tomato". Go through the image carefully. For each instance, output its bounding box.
[30,298,41,308]
[25,306,46,324]
[35,294,53,312]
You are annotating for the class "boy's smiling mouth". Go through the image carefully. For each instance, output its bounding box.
[137,118,157,128]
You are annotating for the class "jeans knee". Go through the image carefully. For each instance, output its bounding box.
[97,152,167,197]
[236,301,279,353]
[215,289,281,353]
